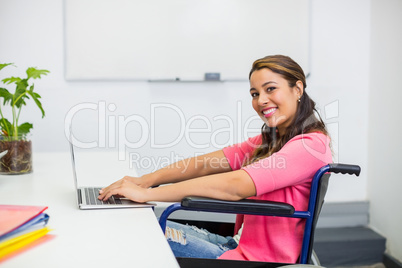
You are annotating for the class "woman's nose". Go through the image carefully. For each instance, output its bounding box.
[258,93,269,106]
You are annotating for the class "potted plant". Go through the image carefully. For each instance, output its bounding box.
[0,63,49,174]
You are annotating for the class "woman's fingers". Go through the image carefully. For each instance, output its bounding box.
[98,178,145,202]
[98,181,122,200]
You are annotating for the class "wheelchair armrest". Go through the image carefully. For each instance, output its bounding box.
[181,196,295,216]
[328,163,361,176]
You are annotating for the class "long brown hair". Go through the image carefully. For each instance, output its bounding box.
[247,55,329,164]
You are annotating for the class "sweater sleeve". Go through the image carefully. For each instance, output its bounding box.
[222,135,262,171]
[242,132,332,196]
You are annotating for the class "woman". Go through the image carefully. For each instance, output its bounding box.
[98,55,332,263]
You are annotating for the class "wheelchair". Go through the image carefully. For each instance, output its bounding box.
[159,163,361,267]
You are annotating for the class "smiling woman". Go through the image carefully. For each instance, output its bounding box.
[98,55,332,263]
[246,55,329,165]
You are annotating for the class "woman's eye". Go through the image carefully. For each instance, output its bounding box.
[266,87,276,92]
[251,92,258,98]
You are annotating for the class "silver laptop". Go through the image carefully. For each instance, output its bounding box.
[69,139,155,210]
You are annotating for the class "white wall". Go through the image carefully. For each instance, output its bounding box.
[368,0,402,262]
[309,0,370,202]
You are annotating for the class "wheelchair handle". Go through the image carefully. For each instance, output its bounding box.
[328,163,361,176]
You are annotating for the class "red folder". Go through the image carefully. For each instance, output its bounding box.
[0,205,48,237]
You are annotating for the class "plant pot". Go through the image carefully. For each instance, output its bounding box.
[0,137,32,175]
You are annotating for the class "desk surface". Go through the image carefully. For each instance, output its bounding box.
[0,152,179,268]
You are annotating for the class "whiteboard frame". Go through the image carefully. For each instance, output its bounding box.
[64,0,311,81]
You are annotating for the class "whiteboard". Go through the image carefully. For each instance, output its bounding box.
[64,0,310,81]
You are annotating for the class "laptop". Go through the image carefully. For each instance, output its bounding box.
[69,139,155,210]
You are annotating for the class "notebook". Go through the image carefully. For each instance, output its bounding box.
[69,139,155,210]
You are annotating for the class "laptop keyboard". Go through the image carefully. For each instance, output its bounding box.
[85,187,122,205]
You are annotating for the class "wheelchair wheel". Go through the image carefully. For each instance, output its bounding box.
[311,250,321,266]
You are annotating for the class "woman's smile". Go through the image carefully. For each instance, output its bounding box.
[262,107,277,117]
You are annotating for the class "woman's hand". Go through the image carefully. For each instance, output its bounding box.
[98,178,149,203]
[109,175,153,188]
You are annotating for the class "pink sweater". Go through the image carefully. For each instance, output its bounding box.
[219,132,332,263]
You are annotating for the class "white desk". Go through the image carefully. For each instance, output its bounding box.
[0,152,179,268]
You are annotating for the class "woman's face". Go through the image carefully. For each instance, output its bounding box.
[249,68,303,136]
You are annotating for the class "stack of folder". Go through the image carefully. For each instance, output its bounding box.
[0,205,52,260]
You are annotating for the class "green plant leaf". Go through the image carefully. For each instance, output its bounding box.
[0,87,13,105]
[0,118,13,137]
[13,79,29,108]
[0,63,14,72]
[27,89,45,118]
[0,64,48,139]
[2,77,21,85]
[26,67,50,80]
[17,122,33,136]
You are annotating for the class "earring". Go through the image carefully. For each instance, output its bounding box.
[298,96,301,103]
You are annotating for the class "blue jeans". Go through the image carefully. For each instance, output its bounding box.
[165,220,238,259]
